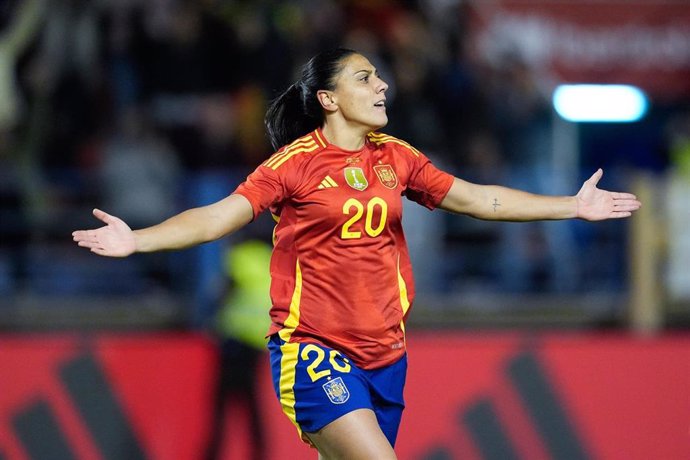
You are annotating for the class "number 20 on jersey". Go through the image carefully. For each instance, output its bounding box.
[341,197,388,240]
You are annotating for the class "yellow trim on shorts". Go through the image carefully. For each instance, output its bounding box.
[278,341,302,439]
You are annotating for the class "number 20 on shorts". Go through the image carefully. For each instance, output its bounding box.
[300,344,352,382]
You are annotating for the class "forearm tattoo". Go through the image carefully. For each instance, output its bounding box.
[492,198,501,212]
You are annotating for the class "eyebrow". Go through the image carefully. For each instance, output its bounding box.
[353,69,376,77]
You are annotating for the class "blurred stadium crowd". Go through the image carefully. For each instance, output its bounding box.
[0,0,686,329]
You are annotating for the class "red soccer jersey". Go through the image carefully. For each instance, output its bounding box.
[233,128,454,369]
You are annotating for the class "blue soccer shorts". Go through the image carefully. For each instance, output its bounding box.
[267,334,407,447]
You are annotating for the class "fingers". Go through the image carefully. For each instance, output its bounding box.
[72,228,99,242]
[613,203,641,212]
[73,233,115,256]
[72,229,108,257]
[77,240,100,249]
[73,210,117,245]
[612,194,642,211]
[73,230,100,248]
[73,209,122,241]
[587,168,604,186]
[72,230,90,242]
[612,191,639,201]
[92,208,115,224]
[608,196,641,218]
[615,198,641,207]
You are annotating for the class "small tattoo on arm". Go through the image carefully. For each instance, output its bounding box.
[492,198,501,212]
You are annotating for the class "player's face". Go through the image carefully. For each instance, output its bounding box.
[330,54,389,131]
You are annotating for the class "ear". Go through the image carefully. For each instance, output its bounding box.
[317,90,338,113]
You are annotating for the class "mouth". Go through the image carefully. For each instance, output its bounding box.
[374,99,386,109]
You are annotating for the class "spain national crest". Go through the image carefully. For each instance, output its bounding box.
[374,164,398,189]
[322,377,350,404]
[344,167,368,191]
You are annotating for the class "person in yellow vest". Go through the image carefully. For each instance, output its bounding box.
[206,239,272,460]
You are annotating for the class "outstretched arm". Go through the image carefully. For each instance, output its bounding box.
[72,194,254,257]
[438,168,640,222]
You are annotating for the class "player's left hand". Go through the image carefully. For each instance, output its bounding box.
[575,169,641,221]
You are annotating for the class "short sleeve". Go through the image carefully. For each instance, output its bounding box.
[404,154,454,210]
[232,165,288,219]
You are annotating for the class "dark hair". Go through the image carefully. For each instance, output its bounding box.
[265,48,358,150]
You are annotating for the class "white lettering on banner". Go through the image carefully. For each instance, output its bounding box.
[477,12,690,70]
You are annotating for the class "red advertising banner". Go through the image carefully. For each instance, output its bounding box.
[0,334,217,460]
[467,1,690,100]
[397,332,690,460]
[0,332,687,460]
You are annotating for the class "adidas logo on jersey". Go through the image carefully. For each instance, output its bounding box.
[318,176,339,189]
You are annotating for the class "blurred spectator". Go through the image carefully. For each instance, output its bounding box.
[667,111,690,178]
[0,0,44,293]
[442,132,506,292]
[96,103,182,288]
[33,0,106,170]
[384,9,446,153]
[231,84,271,167]
[206,239,272,460]
[0,156,29,294]
[433,23,492,170]
[100,103,181,228]
[489,53,579,292]
[0,0,43,146]
[665,111,690,302]
[141,1,240,170]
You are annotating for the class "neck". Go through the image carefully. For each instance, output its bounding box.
[321,120,368,151]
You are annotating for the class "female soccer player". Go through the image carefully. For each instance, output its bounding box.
[73,48,641,459]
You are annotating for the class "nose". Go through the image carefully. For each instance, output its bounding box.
[376,76,388,93]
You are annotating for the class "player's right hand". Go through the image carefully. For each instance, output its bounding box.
[72,209,137,257]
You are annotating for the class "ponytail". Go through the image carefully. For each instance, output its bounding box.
[265,82,320,151]
[264,48,358,151]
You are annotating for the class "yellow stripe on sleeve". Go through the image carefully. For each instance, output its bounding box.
[264,139,311,165]
[269,144,320,170]
[263,139,316,169]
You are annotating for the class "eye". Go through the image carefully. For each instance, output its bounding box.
[360,75,369,83]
